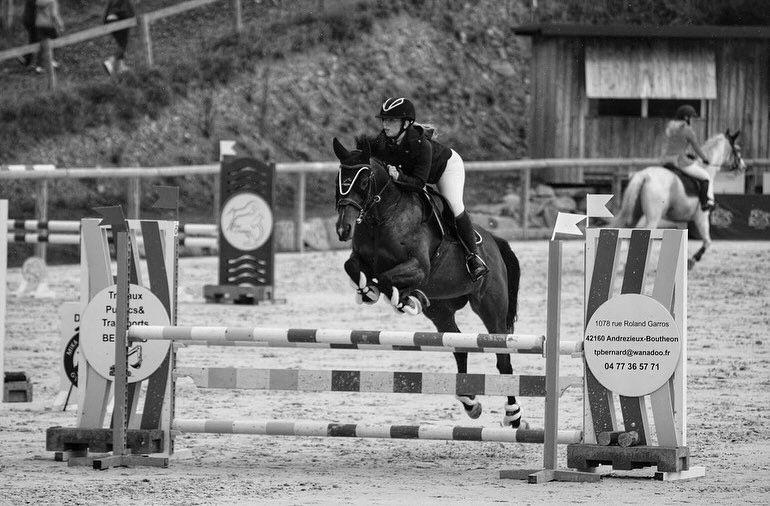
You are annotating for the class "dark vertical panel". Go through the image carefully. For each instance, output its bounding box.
[585,229,621,438]
[617,229,652,446]
[759,42,770,158]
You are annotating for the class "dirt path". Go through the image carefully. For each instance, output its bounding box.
[1,240,768,505]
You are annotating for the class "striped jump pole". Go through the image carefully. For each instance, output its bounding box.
[7,219,81,233]
[130,326,583,355]
[172,419,583,445]
[7,219,217,236]
[176,366,582,397]
[6,230,216,248]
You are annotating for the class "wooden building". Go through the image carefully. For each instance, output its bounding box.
[513,24,770,189]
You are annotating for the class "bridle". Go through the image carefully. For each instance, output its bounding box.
[336,161,394,224]
[725,138,745,173]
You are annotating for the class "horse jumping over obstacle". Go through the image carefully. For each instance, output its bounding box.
[332,137,524,428]
[611,130,745,268]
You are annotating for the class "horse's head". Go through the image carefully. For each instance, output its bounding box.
[332,136,391,241]
[724,129,747,173]
[706,129,747,174]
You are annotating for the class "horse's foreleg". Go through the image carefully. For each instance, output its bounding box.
[344,254,379,304]
[378,258,429,313]
[689,213,712,270]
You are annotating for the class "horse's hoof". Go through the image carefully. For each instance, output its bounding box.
[360,285,380,304]
[503,403,523,428]
[688,258,696,270]
[456,395,482,419]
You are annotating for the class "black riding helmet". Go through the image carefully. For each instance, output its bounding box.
[376,97,415,140]
[376,97,416,121]
[675,105,698,121]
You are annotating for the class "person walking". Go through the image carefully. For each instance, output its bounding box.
[33,0,64,73]
[660,105,714,211]
[18,0,38,67]
[102,0,135,75]
[370,97,489,282]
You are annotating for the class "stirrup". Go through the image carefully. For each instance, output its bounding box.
[465,254,489,282]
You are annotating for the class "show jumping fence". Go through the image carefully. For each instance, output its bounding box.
[40,197,704,481]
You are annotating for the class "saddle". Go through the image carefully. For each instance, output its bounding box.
[419,186,457,240]
[662,163,707,199]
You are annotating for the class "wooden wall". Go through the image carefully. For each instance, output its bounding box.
[710,40,769,159]
[527,35,770,183]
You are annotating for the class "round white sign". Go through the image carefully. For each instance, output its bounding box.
[220,192,273,251]
[80,285,170,383]
[584,294,682,397]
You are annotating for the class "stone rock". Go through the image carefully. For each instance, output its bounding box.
[534,184,556,197]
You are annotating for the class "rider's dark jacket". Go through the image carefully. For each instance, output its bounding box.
[371,124,453,189]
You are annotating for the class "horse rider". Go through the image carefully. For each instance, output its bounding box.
[660,104,715,211]
[370,97,489,282]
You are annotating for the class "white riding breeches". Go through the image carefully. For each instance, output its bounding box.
[681,162,714,200]
[436,150,466,217]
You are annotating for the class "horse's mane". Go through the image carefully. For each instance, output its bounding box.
[701,133,726,153]
[354,134,377,152]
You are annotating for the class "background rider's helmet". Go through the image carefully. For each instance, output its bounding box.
[675,105,698,120]
[375,97,416,122]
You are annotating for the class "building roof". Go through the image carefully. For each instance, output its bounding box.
[513,23,770,40]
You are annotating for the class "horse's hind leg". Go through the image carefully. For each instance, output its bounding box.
[423,299,482,419]
[689,211,712,269]
[469,285,525,428]
[494,353,525,429]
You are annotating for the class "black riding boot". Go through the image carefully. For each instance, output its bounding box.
[455,211,489,282]
[699,180,715,211]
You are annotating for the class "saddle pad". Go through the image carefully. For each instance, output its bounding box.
[663,164,701,197]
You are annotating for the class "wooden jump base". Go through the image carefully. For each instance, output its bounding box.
[172,419,583,445]
[132,326,582,355]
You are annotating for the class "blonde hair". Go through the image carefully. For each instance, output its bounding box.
[415,122,437,138]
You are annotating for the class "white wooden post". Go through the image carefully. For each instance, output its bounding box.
[0,200,7,392]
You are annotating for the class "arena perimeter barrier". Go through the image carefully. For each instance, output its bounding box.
[48,207,704,483]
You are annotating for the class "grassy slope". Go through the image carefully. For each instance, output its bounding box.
[0,1,531,220]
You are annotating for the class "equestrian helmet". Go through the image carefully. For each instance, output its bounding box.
[375,97,416,122]
[675,105,698,120]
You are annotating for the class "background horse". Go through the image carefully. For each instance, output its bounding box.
[333,136,526,429]
[611,130,746,268]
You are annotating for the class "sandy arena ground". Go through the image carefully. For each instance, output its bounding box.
[1,239,769,505]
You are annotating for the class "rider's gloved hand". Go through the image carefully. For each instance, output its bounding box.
[387,165,399,180]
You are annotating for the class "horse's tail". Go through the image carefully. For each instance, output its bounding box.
[493,235,520,331]
[611,172,646,227]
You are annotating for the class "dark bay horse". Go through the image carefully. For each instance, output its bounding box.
[612,130,746,268]
[333,136,526,428]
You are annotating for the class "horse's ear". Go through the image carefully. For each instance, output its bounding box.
[332,137,349,161]
[731,130,741,142]
[361,137,371,160]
